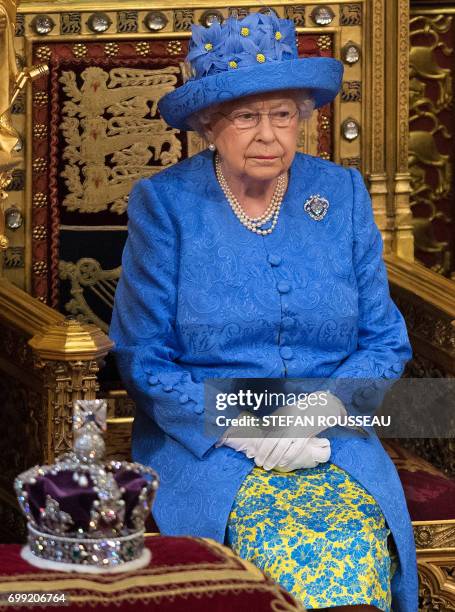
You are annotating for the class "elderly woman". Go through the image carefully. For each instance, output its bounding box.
[109,11,417,612]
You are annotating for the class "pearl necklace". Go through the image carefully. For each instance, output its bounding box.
[215,154,287,235]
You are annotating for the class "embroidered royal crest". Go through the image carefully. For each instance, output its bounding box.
[304,194,329,221]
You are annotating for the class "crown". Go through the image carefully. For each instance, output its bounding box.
[14,399,159,573]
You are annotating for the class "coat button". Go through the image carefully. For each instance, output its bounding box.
[163,384,173,392]
[149,376,159,385]
[267,254,282,266]
[277,281,290,294]
[281,317,294,330]
[179,394,189,404]
[280,346,293,360]
[392,362,402,374]
[194,405,204,414]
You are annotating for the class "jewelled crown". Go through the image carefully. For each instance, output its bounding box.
[14,400,159,573]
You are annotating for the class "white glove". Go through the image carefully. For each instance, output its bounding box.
[215,390,345,471]
[215,415,292,470]
[273,437,331,472]
[218,432,331,471]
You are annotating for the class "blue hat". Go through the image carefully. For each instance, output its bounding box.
[158,11,344,131]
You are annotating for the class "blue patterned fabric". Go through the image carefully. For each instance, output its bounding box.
[157,12,343,130]
[109,148,418,612]
[226,464,398,610]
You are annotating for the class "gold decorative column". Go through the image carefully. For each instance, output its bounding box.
[387,0,414,260]
[29,318,113,461]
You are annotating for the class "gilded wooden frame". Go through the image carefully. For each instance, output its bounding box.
[6,0,414,295]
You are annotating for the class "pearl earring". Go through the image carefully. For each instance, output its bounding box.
[208,143,216,151]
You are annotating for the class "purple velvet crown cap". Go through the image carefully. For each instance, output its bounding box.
[14,400,159,572]
[22,466,151,535]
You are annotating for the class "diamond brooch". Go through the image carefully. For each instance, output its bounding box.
[304,194,329,221]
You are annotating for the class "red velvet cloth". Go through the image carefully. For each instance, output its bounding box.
[0,536,304,611]
[383,440,455,521]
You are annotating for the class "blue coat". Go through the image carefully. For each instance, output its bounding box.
[109,148,418,612]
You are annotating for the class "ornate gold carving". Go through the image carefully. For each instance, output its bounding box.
[388,0,414,262]
[28,319,113,459]
[4,245,23,267]
[173,9,193,31]
[341,81,361,102]
[409,15,453,275]
[38,358,101,457]
[393,292,455,352]
[29,317,113,361]
[418,554,455,611]
[15,13,24,37]
[410,16,453,108]
[397,0,410,174]
[59,258,121,332]
[5,167,23,190]
[117,10,138,33]
[0,0,19,168]
[284,6,305,26]
[340,4,362,26]
[59,65,182,214]
[415,524,455,550]
[61,12,81,35]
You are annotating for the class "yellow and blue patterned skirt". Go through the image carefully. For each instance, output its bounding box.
[226,463,399,611]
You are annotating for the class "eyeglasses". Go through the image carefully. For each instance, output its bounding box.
[216,106,299,130]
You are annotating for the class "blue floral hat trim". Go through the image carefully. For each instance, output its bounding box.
[158,11,344,131]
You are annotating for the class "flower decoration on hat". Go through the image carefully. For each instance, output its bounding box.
[186,11,297,78]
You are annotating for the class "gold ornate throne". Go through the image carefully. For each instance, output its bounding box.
[1,1,455,609]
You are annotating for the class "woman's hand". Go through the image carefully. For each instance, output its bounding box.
[219,432,331,471]
[272,437,331,472]
[215,390,345,471]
